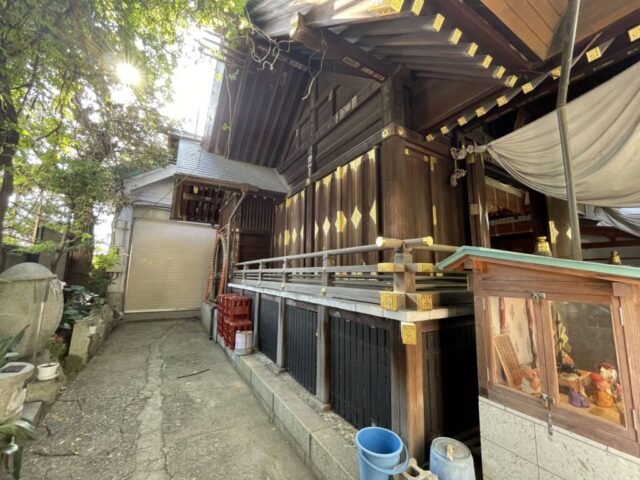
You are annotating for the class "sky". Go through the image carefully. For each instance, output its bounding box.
[159,30,218,137]
[94,30,217,253]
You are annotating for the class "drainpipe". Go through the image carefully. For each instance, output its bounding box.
[224,185,249,290]
[556,0,582,260]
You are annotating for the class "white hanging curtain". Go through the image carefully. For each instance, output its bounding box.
[582,206,640,239]
[486,60,640,206]
[479,60,640,235]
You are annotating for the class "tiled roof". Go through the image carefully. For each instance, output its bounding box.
[175,139,289,193]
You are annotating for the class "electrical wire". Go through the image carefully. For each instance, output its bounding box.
[302,30,326,100]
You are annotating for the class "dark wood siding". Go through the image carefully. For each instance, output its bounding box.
[285,303,318,394]
[330,311,391,429]
[273,149,380,266]
[278,73,383,188]
[423,316,479,445]
[258,296,279,363]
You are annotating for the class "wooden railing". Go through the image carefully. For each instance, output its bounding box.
[232,236,470,312]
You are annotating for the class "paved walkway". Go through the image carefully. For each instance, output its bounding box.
[23,319,314,480]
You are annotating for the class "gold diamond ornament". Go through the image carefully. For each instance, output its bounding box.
[351,207,362,229]
[335,211,347,233]
[323,217,331,236]
[369,201,377,223]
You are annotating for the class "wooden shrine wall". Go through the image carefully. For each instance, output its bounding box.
[277,72,384,190]
[274,148,378,267]
[379,137,467,263]
[273,136,467,265]
[220,192,279,264]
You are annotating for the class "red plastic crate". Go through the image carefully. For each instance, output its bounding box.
[224,319,252,349]
[220,315,250,337]
[216,295,252,346]
[221,297,250,316]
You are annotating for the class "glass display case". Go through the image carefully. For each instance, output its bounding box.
[439,247,640,457]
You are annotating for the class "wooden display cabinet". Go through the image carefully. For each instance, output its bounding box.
[439,247,640,457]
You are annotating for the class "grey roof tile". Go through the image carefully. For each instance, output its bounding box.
[175,139,289,193]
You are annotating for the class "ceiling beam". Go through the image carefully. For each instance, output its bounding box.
[414,71,507,86]
[340,14,445,38]
[260,0,424,37]
[303,0,423,29]
[356,30,463,48]
[396,54,497,71]
[427,0,530,71]
[290,13,395,82]
[582,239,640,250]
[376,45,488,60]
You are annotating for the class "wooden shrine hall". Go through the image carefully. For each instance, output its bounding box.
[169,0,640,470]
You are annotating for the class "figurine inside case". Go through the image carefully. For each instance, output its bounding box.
[552,301,625,426]
[489,297,625,426]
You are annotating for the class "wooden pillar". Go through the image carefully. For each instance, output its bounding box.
[547,197,574,259]
[316,253,331,402]
[253,262,263,348]
[471,270,490,397]
[276,297,286,369]
[382,75,406,126]
[391,321,426,464]
[252,292,261,349]
[466,152,491,247]
[315,305,330,405]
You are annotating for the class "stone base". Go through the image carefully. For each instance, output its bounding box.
[66,305,118,372]
[213,332,359,480]
[21,401,44,425]
[26,369,66,404]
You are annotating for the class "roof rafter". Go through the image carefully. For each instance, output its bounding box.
[290,12,396,82]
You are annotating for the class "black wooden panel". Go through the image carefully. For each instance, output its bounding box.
[259,297,279,363]
[330,313,391,429]
[285,305,317,394]
[244,290,256,304]
[423,317,479,444]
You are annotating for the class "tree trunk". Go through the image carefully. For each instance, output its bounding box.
[65,216,95,287]
[50,215,72,274]
[0,100,19,272]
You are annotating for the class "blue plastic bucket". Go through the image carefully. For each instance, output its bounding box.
[356,427,409,480]
[429,437,475,480]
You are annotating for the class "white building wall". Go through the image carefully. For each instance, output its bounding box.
[106,171,174,311]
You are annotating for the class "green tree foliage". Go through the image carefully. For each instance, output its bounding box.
[0,0,247,272]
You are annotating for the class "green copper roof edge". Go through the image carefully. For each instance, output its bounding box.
[437,246,640,280]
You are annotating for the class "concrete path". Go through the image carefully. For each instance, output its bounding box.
[22,319,315,480]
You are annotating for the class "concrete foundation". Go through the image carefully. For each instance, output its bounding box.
[216,338,359,480]
[199,302,214,335]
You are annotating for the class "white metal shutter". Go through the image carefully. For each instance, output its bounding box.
[124,219,215,313]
